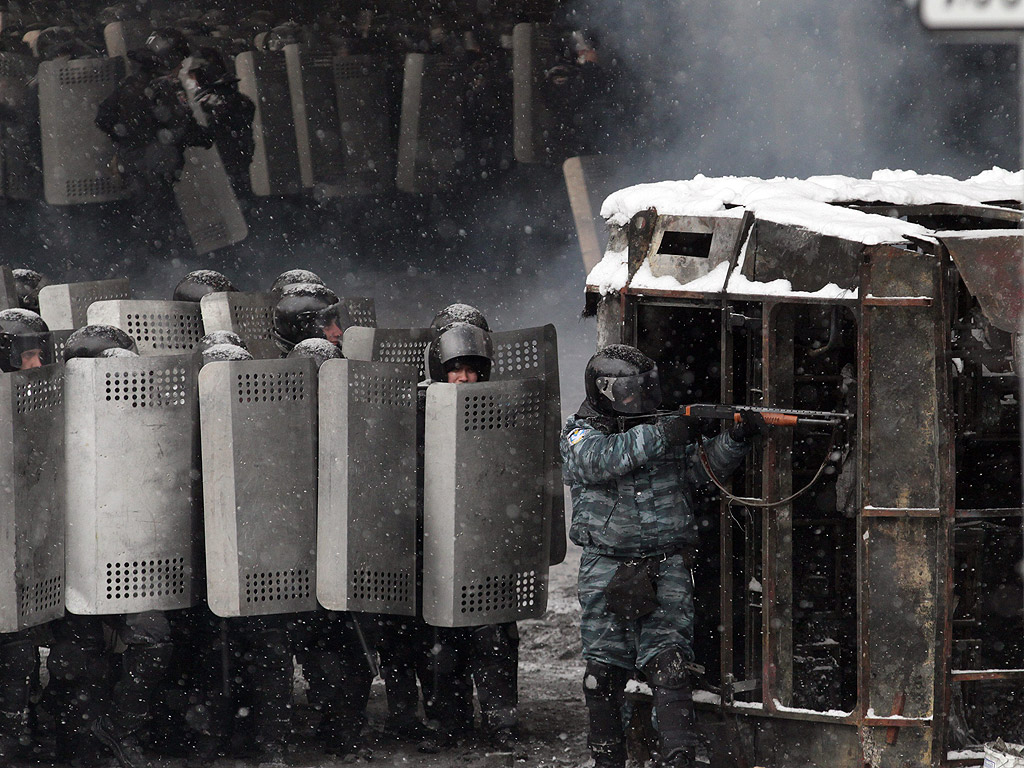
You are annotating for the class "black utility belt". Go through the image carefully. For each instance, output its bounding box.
[594,547,694,568]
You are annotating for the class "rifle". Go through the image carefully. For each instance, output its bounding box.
[680,403,852,428]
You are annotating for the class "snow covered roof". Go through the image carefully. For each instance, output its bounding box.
[588,168,1023,298]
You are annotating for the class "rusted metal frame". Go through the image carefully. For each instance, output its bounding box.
[865,716,932,728]
[761,300,795,712]
[851,203,1022,224]
[862,296,933,308]
[855,259,874,760]
[862,508,941,518]
[950,669,1024,682]
[624,285,860,307]
[933,248,956,768]
[719,298,735,694]
[954,507,1024,518]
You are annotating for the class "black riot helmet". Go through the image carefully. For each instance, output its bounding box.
[429,303,489,337]
[584,344,662,416]
[202,343,253,365]
[0,309,50,372]
[172,270,237,303]
[287,337,343,368]
[64,324,138,361]
[12,268,47,313]
[272,283,349,354]
[270,269,324,300]
[429,322,493,382]
[140,27,190,71]
[198,330,247,352]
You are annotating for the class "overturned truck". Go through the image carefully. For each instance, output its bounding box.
[583,170,1023,767]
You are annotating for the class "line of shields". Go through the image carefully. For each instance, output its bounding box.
[1,276,565,634]
[0,21,600,256]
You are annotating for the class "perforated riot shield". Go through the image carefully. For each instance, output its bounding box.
[38,278,131,330]
[396,54,465,194]
[50,329,73,363]
[38,56,128,204]
[317,359,417,614]
[0,365,65,631]
[87,300,203,355]
[341,326,432,381]
[324,55,394,198]
[0,52,43,200]
[491,325,565,565]
[0,265,17,309]
[235,50,303,196]
[285,45,344,189]
[200,291,277,359]
[199,357,318,618]
[64,355,201,614]
[422,379,548,627]
[344,297,376,329]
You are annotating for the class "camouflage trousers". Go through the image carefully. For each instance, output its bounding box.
[578,551,695,672]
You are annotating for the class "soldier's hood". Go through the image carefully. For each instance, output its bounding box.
[574,399,618,433]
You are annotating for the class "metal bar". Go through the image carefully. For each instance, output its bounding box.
[861,297,934,307]
[719,304,735,693]
[624,286,859,306]
[862,508,942,518]
[954,507,1024,519]
[863,717,931,728]
[856,260,873,742]
[950,669,1024,682]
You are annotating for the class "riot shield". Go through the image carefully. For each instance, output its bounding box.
[38,56,128,205]
[344,297,376,329]
[396,54,465,194]
[0,52,42,200]
[323,54,394,198]
[0,265,17,309]
[200,291,277,359]
[490,325,565,565]
[317,359,418,614]
[0,365,65,631]
[49,329,73,363]
[422,379,548,627]
[174,144,249,255]
[341,326,432,381]
[64,355,201,614]
[285,45,345,188]
[38,278,131,330]
[87,299,204,355]
[235,50,303,196]
[103,21,150,62]
[199,357,318,618]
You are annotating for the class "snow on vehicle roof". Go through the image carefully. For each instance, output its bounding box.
[588,168,1022,297]
[600,168,1023,228]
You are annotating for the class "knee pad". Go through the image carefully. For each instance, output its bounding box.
[643,647,691,690]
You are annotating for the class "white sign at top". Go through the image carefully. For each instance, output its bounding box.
[920,0,1024,29]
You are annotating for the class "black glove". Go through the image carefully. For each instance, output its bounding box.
[729,410,767,441]
[661,414,698,447]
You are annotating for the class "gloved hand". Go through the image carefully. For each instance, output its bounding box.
[729,410,767,441]
[661,414,698,447]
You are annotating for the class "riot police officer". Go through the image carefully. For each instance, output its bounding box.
[172,269,236,302]
[0,308,49,370]
[561,345,761,768]
[269,269,325,300]
[272,282,349,353]
[11,269,47,314]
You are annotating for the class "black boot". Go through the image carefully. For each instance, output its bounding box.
[645,648,698,768]
[583,662,630,768]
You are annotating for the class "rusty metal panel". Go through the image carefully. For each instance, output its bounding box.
[937,231,1022,334]
[748,220,863,292]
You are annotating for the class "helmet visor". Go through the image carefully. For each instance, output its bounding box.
[11,331,51,370]
[595,368,662,415]
[436,324,493,369]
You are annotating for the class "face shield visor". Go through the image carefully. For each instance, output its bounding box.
[298,301,352,343]
[594,368,662,415]
[437,324,493,371]
[5,330,51,371]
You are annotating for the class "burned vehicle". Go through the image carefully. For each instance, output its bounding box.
[582,170,1023,767]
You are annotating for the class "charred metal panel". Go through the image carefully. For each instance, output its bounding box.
[938,231,1022,334]
[626,209,657,283]
[747,220,862,292]
[860,726,935,768]
[747,718,860,768]
[645,215,747,291]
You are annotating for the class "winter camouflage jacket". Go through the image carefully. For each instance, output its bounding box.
[561,403,749,558]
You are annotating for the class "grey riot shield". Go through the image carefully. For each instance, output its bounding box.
[199,357,318,618]
[285,45,344,188]
[0,52,43,200]
[341,327,432,381]
[103,20,149,62]
[317,359,417,614]
[64,355,201,614]
[87,299,204,355]
[512,23,575,165]
[0,265,17,309]
[200,291,277,359]
[422,379,548,627]
[0,365,65,631]
[235,50,303,196]
[490,325,565,566]
[343,297,376,329]
[38,278,131,330]
[396,54,465,194]
[49,329,73,362]
[324,55,394,198]
[38,56,128,205]
[174,145,249,255]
